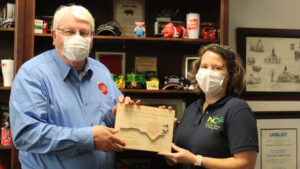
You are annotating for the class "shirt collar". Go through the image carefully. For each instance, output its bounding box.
[81,58,93,80]
[52,49,93,80]
[197,95,232,110]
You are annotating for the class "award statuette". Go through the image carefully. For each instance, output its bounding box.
[114,103,175,152]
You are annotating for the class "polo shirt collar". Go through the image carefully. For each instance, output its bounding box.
[209,95,232,108]
[197,95,232,110]
[52,49,93,80]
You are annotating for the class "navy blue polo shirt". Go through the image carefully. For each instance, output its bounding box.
[174,95,258,169]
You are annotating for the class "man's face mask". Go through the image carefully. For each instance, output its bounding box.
[58,34,91,61]
[196,69,225,96]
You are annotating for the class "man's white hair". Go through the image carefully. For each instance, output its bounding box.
[52,5,95,32]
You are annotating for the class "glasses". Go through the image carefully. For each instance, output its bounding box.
[57,27,93,38]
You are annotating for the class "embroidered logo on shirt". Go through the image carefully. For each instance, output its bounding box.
[98,82,108,95]
[205,115,224,130]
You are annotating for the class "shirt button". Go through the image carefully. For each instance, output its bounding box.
[85,103,88,106]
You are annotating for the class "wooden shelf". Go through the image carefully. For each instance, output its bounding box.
[93,36,219,43]
[121,89,197,94]
[0,28,14,32]
[35,33,219,43]
[0,144,12,150]
[0,86,11,91]
[35,33,51,37]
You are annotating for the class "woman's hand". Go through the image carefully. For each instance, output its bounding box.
[158,143,197,165]
[158,105,173,110]
[158,105,178,129]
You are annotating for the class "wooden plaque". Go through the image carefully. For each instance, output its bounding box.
[115,104,175,152]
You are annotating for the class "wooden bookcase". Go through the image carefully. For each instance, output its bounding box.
[1,0,229,168]
[0,0,27,168]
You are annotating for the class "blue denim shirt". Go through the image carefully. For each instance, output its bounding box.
[9,49,122,169]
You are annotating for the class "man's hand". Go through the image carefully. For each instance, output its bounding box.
[112,95,141,116]
[92,125,126,152]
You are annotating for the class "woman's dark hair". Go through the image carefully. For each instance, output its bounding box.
[190,44,246,97]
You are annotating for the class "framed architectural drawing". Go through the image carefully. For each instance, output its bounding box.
[236,28,300,100]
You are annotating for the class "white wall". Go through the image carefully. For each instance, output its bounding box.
[229,0,300,112]
[229,1,300,168]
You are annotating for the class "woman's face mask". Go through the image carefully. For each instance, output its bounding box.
[59,34,91,61]
[196,69,225,96]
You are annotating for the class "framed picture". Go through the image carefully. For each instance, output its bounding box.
[95,52,126,75]
[135,56,157,74]
[255,118,300,169]
[114,0,145,37]
[140,98,186,122]
[236,28,300,100]
[182,55,198,79]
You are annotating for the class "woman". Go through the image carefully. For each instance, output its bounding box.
[158,44,258,169]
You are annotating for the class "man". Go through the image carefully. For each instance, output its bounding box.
[9,5,137,169]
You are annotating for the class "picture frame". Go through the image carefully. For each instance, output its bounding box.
[140,98,186,122]
[236,28,300,100]
[261,128,297,169]
[95,52,126,75]
[135,56,157,74]
[114,0,145,37]
[182,55,198,79]
[255,118,300,169]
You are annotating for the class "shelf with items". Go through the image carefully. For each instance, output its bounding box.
[28,0,228,110]
[29,0,228,58]
[0,0,14,98]
[35,32,220,43]
[121,89,197,94]
[0,0,27,169]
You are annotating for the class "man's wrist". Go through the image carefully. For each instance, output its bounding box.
[194,154,203,166]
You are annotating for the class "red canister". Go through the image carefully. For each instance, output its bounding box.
[43,21,48,33]
[1,128,12,145]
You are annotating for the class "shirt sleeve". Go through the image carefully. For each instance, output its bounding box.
[226,100,259,154]
[9,67,94,156]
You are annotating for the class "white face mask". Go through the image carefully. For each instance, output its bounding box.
[196,69,225,96]
[59,35,91,61]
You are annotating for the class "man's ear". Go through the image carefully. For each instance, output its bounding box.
[89,35,94,50]
[51,30,56,46]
